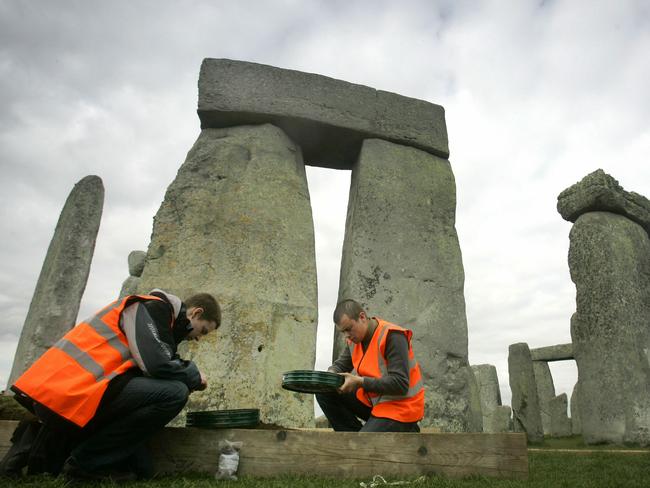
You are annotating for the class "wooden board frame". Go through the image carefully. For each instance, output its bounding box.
[150,427,528,479]
[0,421,528,479]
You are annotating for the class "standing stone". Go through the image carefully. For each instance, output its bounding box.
[570,382,582,435]
[489,406,513,433]
[118,250,147,299]
[336,138,470,431]
[471,364,503,433]
[128,250,146,277]
[7,175,104,387]
[569,211,650,445]
[137,124,318,427]
[533,361,556,435]
[466,366,483,432]
[508,343,544,443]
[548,393,572,437]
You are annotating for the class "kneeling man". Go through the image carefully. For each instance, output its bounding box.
[317,299,424,432]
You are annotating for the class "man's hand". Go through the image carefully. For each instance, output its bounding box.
[194,371,208,392]
[338,372,363,393]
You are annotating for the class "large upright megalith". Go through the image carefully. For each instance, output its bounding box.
[7,175,104,387]
[336,138,471,431]
[560,170,650,446]
[508,343,544,443]
[137,124,318,427]
[548,394,572,437]
[568,213,650,444]
[471,364,503,433]
[532,361,555,435]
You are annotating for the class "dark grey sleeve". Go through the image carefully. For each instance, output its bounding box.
[121,302,201,390]
[328,345,353,373]
[362,331,410,395]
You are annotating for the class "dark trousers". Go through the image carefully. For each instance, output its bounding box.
[70,376,189,475]
[316,391,420,432]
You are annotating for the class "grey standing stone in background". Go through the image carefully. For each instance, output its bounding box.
[466,366,483,432]
[336,138,470,431]
[558,169,650,234]
[548,393,572,437]
[570,382,582,435]
[471,364,503,433]
[128,250,146,277]
[488,405,513,433]
[533,361,556,435]
[508,343,544,443]
[569,211,650,445]
[7,175,104,388]
[198,59,449,169]
[137,124,318,427]
[118,250,146,299]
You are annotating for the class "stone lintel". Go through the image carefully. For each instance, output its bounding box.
[198,59,449,169]
[530,343,574,362]
[557,169,650,236]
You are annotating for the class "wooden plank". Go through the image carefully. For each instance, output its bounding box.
[0,420,528,479]
[150,428,528,479]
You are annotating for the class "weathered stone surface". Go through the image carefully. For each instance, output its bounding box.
[118,276,141,300]
[138,124,318,427]
[119,250,146,299]
[558,169,650,235]
[466,366,483,432]
[533,361,556,435]
[7,176,104,387]
[570,382,582,435]
[198,59,449,169]
[508,343,544,443]
[529,344,573,361]
[128,250,146,277]
[335,138,469,431]
[487,406,513,433]
[569,212,650,446]
[548,393,572,437]
[471,364,503,433]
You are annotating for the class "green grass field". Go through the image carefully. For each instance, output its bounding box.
[3,449,649,488]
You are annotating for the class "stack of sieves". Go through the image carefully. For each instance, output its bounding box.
[186,408,260,429]
[281,370,344,394]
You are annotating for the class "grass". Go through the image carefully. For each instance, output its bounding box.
[2,451,649,488]
[532,435,650,451]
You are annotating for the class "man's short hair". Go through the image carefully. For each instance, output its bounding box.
[333,299,365,324]
[184,293,221,329]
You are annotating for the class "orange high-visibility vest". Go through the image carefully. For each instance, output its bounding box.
[350,318,424,423]
[13,295,167,427]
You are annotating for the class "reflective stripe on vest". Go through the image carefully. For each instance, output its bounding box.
[13,294,164,427]
[349,318,425,423]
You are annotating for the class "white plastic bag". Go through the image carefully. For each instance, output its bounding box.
[215,440,243,480]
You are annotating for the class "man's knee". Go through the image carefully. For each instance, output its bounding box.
[164,381,189,409]
[315,392,339,410]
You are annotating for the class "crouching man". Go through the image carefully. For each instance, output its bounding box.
[317,299,424,432]
[6,288,220,481]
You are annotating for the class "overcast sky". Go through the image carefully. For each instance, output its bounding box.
[1,1,648,412]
